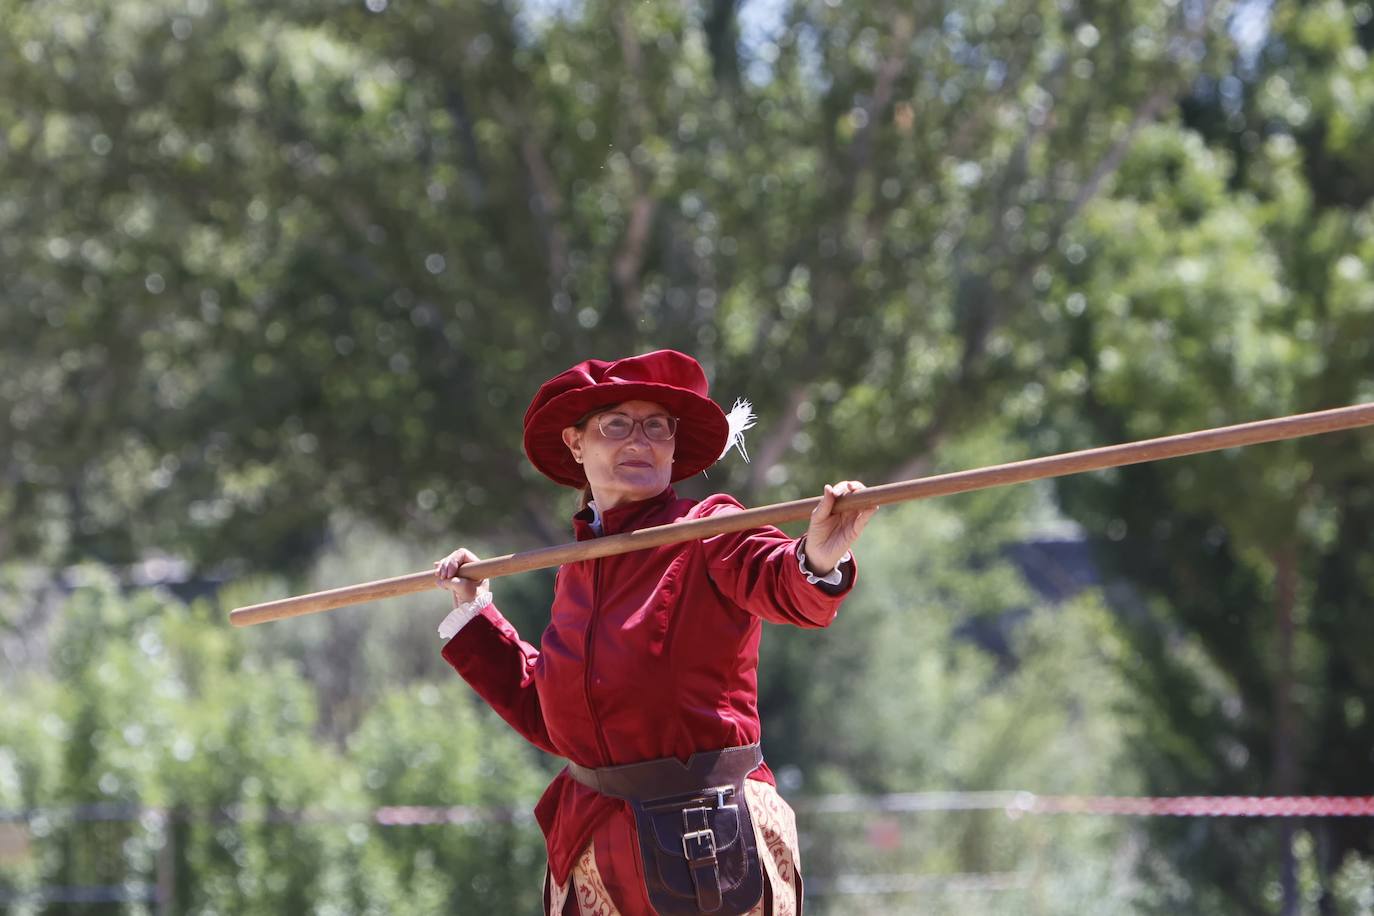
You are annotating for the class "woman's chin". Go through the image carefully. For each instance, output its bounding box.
[610,468,669,496]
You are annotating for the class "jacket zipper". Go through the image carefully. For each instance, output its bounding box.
[584,557,613,764]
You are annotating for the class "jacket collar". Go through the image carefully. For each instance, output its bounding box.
[573,486,677,540]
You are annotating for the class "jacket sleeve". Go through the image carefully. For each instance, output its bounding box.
[441,603,558,755]
[695,493,857,629]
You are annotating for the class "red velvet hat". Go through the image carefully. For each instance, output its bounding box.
[523,350,734,488]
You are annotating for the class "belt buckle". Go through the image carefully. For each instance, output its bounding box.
[681,827,717,864]
[695,785,732,809]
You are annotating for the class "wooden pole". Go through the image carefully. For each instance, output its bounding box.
[230,402,1374,627]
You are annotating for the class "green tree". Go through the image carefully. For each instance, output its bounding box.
[758,430,1145,914]
[0,570,552,913]
[8,0,1374,911]
[348,685,552,913]
[1039,4,1374,907]
[2,0,1244,576]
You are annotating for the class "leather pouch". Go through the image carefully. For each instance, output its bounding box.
[630,783,763,915]
[565,744,766,915]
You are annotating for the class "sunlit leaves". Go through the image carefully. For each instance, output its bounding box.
[0,572,548,913]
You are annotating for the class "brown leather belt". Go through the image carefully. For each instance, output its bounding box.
[565,744,763,800]
[564,744,765,915]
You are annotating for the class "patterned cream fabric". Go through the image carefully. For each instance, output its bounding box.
[547,780,802,916]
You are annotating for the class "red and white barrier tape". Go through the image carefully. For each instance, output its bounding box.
[1023,794,1374,817]
[9,794,1374,826]
[799,791,1374,818]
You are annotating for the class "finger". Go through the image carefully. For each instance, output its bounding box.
[851,507,880,536]
[439,549,478,578]
[819,483,848,517]
[441,576,479,596]
[813,485,836,522]
[836,482,873,514]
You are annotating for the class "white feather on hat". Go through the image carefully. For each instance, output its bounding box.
[718,398,757,462]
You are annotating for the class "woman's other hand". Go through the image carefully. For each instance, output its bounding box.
[803,480,878,576]
[435,547,489,607]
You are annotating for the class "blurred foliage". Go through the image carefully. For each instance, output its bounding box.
[4,0,1374,912]
[1034,2,1374,911]
[2,0,1232,570]
[0,569,550,914]
[1,491,1145,915]
[768,459,1147,914]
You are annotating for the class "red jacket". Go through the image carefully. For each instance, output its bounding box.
[442,486,856,910]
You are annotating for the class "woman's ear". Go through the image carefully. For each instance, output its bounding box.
[561,426,582,464]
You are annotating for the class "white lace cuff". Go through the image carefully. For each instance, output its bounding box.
[438,591,494,640]
[797,539,850,586]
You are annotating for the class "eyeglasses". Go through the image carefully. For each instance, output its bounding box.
[594,412,678,442]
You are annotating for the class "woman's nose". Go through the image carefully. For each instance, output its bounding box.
[623,422,654,446]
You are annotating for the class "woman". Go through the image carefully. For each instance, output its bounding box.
[435,350,876,916]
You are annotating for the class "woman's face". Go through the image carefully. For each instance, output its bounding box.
[561,400,676,510]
